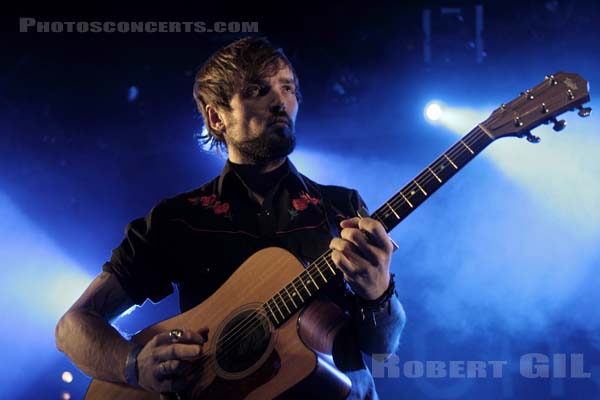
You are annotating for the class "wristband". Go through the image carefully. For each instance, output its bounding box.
[355,273,397,325]
[124,344,143,388]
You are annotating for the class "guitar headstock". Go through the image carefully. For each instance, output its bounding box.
[482,72,591,142]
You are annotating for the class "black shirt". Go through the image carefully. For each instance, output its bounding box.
[104,158,365,313]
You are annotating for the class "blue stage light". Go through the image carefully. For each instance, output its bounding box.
[0,191,92,396]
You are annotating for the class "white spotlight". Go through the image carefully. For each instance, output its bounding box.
[425,102,443,122]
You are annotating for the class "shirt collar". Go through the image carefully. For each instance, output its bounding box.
[217,158,309,198]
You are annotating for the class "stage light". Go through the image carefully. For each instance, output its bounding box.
[61,371,73,383]
[424,102,443,122]
[425,100,488,131]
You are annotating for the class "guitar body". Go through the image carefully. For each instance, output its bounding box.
[85,247,352,400]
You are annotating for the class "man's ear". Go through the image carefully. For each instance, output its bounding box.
[206,105,226,134]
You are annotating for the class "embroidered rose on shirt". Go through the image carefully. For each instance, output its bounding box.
[188,194,233,220]
[289,191,319,220]
[200,194,217,207]
[213,201,230,214]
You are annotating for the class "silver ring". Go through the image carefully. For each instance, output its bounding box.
[169,328,184,343]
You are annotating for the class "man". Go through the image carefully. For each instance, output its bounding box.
[56,36,406,399]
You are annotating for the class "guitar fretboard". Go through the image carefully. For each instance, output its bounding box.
[262,125,495,327]
[371,125,494,232]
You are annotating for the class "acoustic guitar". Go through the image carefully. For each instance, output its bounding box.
[85,72,591,399]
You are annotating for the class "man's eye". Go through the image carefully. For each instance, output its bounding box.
[245,85,261,96]
[244,85,270,97]
[283,85,296,94]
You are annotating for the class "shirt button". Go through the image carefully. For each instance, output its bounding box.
[264,209,271,216]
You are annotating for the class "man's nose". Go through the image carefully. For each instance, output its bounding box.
[269,89,287,113]
[271,100,286,114]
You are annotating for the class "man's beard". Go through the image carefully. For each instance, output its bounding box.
[231,124,296,163]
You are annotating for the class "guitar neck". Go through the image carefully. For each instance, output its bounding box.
[371,124,494,233]
[261,125,495,327]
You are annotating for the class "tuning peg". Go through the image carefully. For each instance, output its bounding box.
[526,132,541,143]
[545,75,558,85]
[577,105,592,117]
[514,116,524,127]
[550,117,567,132]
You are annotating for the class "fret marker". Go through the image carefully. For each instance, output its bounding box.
[299,278,311,295]
[410,190,415,196]
[428,167,442,183]
[292,281,304,301]
[443,154,458,169]
[284,287,297,308]
[460,140,475,154]
[307,277,319,290]
[385,202,400,219]
[414,180,427,196]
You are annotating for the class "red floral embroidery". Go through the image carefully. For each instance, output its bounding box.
[213,201,230,214]
[201,194,217,207]
[289,192,319,219]
[292,197,310,211]
[188,194,232,220]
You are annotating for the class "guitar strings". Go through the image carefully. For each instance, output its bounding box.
[194,87,554,371]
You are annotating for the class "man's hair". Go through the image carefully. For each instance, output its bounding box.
[193,36,302,151]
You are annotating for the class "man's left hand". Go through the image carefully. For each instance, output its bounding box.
[329,217,394,300]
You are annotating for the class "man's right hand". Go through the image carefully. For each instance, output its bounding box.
[137,327,209,393]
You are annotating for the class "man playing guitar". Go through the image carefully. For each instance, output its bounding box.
[56,36,406,400]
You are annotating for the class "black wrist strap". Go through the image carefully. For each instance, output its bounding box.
[355,273,397,325]
[124,344,143,388]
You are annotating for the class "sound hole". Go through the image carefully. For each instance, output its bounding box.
[215,309,272,374]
